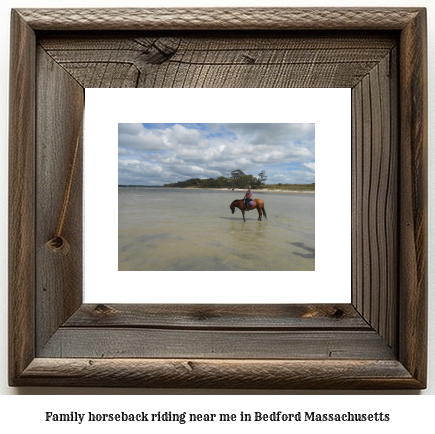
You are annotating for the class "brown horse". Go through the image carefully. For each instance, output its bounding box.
[229,199,267,222]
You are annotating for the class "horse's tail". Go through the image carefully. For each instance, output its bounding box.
[262,205,267,219]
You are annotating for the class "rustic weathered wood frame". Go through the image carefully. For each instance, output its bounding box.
[9,8,427,389]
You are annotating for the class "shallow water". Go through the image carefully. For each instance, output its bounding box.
[118,187,315,271]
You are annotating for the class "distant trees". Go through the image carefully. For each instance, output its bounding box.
[216,176,229,188]
[258,170,267,184]
[163,169,267,189]
[163,177,202,188]
[231,169,245,180]
[229,169,266,188]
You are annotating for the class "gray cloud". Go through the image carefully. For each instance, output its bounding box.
[118,123,315,185]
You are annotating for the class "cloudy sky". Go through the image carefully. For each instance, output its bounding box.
[118,123,315,185]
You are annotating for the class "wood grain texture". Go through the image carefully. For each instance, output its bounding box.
[39,33,396,89]
[65,304,369,329]
[17,358,420,389]
[8,7,427,389]
[398,8,428,386]
[38,328,395,360]
[35,48,84,353]
[351,50,398,351]
[8,10,36,386]
[16,8,422,31]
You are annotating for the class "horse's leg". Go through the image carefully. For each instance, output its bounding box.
[242,210,246,222]
[257,206,262,221]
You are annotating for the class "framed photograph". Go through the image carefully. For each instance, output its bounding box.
[85,87,350,304]
[9,8,427,388]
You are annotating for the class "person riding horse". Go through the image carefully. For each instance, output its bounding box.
[229,195,266,222]
[244,186,253,211]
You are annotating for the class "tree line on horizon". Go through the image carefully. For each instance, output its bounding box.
[163,169,268,189]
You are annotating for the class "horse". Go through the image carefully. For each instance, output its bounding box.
[229,199,267,222]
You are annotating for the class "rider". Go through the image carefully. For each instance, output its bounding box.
[244,186,253,211]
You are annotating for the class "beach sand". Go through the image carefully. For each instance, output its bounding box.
[211,188,315,195]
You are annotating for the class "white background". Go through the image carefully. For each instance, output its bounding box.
[85,88,351,304]
[0,0,434,425]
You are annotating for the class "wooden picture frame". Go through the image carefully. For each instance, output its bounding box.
[9,8,427,389]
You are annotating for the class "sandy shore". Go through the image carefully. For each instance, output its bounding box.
[169,186,315,194]
[212,188,315,195]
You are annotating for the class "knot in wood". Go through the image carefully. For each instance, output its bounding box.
[332,308,345,319]
[243,53,256,64]
[45,236,70,255]
[94,304,116,315]
[141,39,177,64]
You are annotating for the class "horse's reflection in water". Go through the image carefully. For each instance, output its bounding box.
[229,198,267,222]
[228,219,267,248]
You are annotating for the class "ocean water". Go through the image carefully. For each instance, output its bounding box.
[118,187,315,271]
